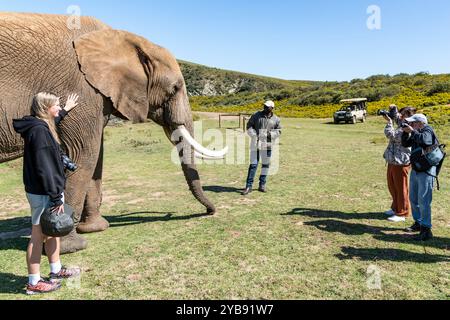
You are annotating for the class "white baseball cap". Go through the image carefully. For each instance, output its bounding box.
[264,100,275,108]
[405,113,428,124]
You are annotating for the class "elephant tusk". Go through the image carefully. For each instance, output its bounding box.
[194,151,225,160]
[178,126,229,158]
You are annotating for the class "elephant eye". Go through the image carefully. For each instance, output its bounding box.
[171,80,184,94]
[172,84,178,93]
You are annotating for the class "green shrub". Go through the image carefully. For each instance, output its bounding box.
[188,70,450,143]
[427,82,450,96]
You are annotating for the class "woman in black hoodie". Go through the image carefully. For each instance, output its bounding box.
[13,92,81,295]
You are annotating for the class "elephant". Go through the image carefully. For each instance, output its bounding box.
[0,13,227,253]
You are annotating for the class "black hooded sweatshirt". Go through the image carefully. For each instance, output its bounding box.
[13,110,68,207]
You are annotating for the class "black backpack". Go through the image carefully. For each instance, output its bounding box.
[410,131,446,190]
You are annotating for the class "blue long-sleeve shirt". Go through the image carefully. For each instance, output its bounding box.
[401,125,435,150]
[402,125,438,173]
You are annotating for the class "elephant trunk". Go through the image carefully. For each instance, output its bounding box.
[181,161,216,214]
[164,124,216,214]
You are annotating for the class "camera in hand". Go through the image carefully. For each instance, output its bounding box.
[61,153,78,172]
[401,122,409,128]
[377,105,398,119]
[377,109,390,117]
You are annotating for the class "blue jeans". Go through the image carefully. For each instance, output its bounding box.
[246,149,272,188]
[410,167,435,228]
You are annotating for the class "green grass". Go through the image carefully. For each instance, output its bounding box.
[0,116,449,299]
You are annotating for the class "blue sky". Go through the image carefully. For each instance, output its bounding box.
[1,0,449,81]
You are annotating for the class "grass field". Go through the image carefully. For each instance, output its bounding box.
[0,115,449,300]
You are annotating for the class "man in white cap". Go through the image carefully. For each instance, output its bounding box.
[401,113,438,241]
[242,100,281,195]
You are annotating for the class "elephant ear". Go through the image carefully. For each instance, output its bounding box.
[74,30,152,123]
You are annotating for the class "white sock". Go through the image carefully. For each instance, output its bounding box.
[29,274,41,286]
[50,261,62,274]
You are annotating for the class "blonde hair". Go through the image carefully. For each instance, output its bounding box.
[30,92,61,144]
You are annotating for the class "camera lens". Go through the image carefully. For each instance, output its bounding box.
[61,154,77,172]
[377,110,389,117]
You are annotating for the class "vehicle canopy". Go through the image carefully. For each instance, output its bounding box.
[338,98,367,111]
[339,98,368,104]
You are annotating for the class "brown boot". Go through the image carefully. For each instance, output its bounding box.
[60,229,88,255]
[241,187,252,196]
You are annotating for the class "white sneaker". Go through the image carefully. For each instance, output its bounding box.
[384,209,395,216]
[388,215,406,222]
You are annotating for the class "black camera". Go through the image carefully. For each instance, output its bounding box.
[377,109,390,117]
[377,105,398,119]
[61,153,78,172]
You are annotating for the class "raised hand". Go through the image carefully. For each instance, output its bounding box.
[64,93,79,112]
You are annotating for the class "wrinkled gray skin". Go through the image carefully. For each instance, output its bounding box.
[0,13,215,253]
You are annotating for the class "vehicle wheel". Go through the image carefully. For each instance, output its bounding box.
[352,116,357,124]
[334,119,339,124]
[361,116,366,123]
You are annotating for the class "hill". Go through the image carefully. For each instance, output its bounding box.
[179,61,450,111]
[178,60,315,96]
[179,61,450,140]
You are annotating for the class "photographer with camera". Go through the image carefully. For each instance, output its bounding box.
[13,92,81,295]
[401,114,439,241]
[381,105,417,223]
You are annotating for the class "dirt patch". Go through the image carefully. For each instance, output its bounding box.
[229,231,241,238]
[239,198,258,204]
[102,194,121,205]
[126,274,143,282]
[150,192,166,198]
[102,189,131,205]
[5,161,23,169]
[126,199,145,205]
[0,199,29,217]
[217,205,232,211]
[104,189,167,206]
[122,181,148,188]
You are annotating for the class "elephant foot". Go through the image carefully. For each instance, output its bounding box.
[60,230,88,255]
[77,215,110,234]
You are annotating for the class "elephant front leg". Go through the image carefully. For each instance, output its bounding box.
[77,178,110,233]
[60,156,103,253]
[76,136,109,234]
[59,167,93,254]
